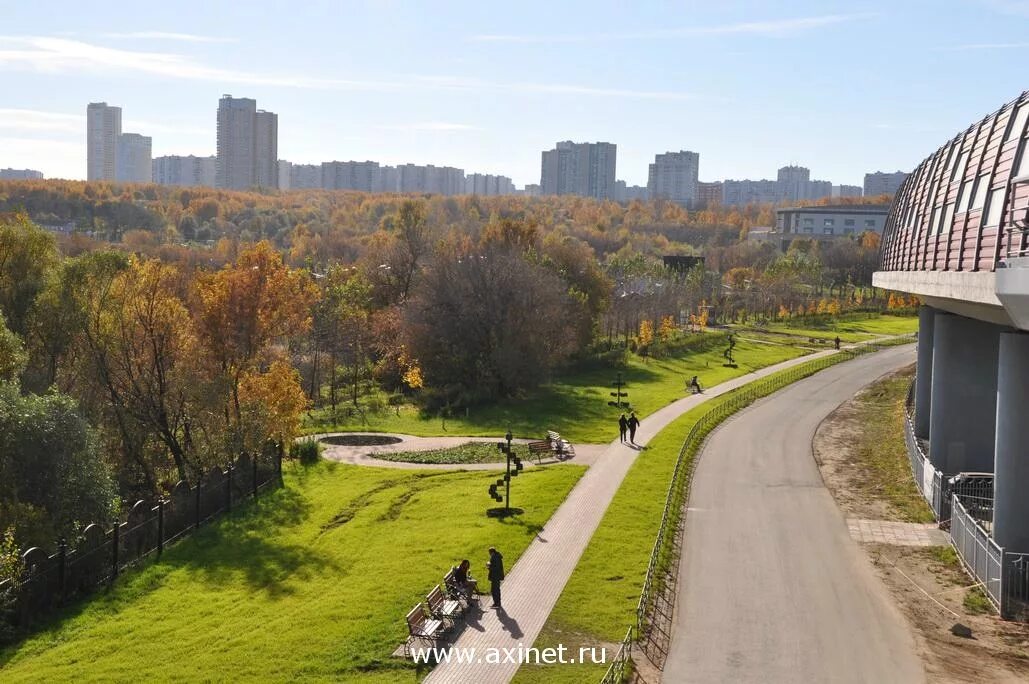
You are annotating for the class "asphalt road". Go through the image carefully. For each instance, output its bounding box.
[663,345,924,684]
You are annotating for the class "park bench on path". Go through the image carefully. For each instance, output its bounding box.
[426,584,463,628]
[527,430,576,464]
[405,603,445,655]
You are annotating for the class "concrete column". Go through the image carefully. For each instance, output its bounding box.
[928,313,1001,474]
[994,332,1029,553]
[914,305,935,439]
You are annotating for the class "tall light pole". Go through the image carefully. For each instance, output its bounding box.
[489,429,522,513]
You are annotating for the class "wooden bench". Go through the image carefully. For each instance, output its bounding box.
[527,440,552,464]
[426,584,463,627]
[405,603,444,655]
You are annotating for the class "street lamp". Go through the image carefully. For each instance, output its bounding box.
[489,429,522,514]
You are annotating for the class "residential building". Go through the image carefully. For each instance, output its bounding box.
[153,155,217,187]
[697,181,723,207]
[255,110,278,189]
[86,102,122,181]
[613,180,649,202]
[290,164,322,189]
[776,165,810,202]
[378,165,399,192]
[863,170,909,197]
[217,95,278,190]
[278,160,292,190]
[465,173,515,196]
[776,204,890,238]
[648,150,700,207]
[540,141,617,200]
[833,184,863,198]
[322,160,382,192]
[522,184,542,197]
[115,133,152,183]
[722,179,780,206]
[0,168,43,180]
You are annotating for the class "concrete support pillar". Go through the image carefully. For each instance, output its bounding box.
[928,313,1000,474]
[994,332,1029,553]
[914,305,935,439]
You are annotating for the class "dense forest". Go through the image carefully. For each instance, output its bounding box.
[0,181,898,566]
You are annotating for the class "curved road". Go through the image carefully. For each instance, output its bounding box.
[664,345,924,683]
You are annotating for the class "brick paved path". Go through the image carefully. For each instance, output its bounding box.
[847,519,950,547]
[423,350,836,684]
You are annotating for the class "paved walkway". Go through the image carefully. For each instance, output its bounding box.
[664,346,923,684]
[847,519,950,547]
[316,433,605,471]
[424,348,841,684]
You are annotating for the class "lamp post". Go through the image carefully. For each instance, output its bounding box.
[489,429,522,513]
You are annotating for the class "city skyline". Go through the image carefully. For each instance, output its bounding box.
[1,1,1026,186]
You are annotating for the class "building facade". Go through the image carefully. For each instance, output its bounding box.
[86,102,122,181]
[115,133,152,183]
[722,179,780,206]
[648,150,699,206]
[833,184,863,198]
[0,169,43,180]
[290,164,322,189]
[254,110,278,189]
[465,173,515,196]
[153,155,217,187]
[863,170,908,197]
[697,181,723,207]
[776,204,889,237]
[540,141,617,200]
[278,160,292,190]
[216,95,277,190]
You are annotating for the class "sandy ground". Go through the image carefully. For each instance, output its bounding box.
[814,367,1029,683]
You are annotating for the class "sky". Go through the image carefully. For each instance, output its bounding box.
[1,0,1028,187]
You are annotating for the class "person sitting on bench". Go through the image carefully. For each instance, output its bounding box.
[688,375,702,394]
[453,559,477,599]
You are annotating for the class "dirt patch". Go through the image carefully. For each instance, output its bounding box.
[320,434,403,447]
[815,366,1029,682]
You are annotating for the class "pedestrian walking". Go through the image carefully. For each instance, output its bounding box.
[834,336,841,350]
[627,412,640,443]
[618,413,628,442]
[487,547,505,608]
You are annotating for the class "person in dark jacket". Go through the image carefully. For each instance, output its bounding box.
[487,547,505,608]
[627,412,640,443]
[618,414,628,443]
[453,559,477,599]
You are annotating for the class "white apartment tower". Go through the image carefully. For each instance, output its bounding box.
[648,150,700,207]
[217,95,278,190]
[116,133,152,183]
[86,102,122,181]
[540,141,617,200]
[153,155,217,187]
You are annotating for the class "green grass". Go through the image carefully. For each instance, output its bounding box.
[963,586,995,615]
[373,442,530,465]
[0,461,585,682]
[847,367,934,524]
[306,336,810,444]
[740,313,919,344]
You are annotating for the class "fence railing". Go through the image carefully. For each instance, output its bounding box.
[1,450,283,637]
[627,338,907,674]
[902,381,951,520]
[599,626,635,684]
[951,492,1004,607]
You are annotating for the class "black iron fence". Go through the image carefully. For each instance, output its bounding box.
[609,338,908,680]
[0,450,282,637]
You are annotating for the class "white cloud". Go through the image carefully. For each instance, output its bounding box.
[471,14,870,43]
[0,108,80,133]
[102,31,236,43]
[0,36,702,101]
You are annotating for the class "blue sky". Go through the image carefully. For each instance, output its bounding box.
[1,0,1027,187]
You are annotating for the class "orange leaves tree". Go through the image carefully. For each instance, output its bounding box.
[194,241,319,460]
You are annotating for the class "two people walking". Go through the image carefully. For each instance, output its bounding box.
[619,412,640,444]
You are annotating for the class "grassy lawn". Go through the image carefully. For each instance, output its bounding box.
[373,442,530,465]
[305,336,810,444]
[0,461,585,682]
[844,366,934,523]
[740,313,919,343]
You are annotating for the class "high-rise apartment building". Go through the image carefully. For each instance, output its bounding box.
[290,164,323,189]
[833,184,863,198]
[697,181,723,207]
[465,173,515,196]
[153,155,217,187]
[278,160,292,190]
[323,161,383,192]
[776,165,810,202]
[648,150,700,207]
[86,102,122,181]
[722,179,781,206]
[115,133,152,183]
[0,168,44,180]
[216,95,278,190]
[863,170,908,197]
[613,180,649,202]
[540,141,617,200]
[255,110,278,189]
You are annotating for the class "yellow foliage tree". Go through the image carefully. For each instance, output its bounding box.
[639,319,654,348]
[659,315,676,342]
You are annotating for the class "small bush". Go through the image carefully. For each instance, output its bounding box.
[292,438,323,465]
[963,586,994,615]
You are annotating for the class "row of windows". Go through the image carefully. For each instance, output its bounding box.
[800,217,877,227]
[800,226,857,236]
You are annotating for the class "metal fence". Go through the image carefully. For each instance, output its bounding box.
[951,492,1004,607]
[599,627,635,684]
[902,380,951,520]
[623,339,906,677]
[0,450,283,636]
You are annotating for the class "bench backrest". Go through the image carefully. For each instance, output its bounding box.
[426,585,445,612]
[406,603,427,631]
[547,430,560,442]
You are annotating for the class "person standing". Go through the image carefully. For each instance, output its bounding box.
[487,547,505,608]
[618,413,628,443]
[627,412,640,443]
[834,336,841,350]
